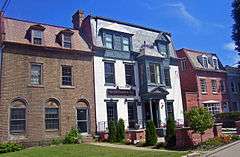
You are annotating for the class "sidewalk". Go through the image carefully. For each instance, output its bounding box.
[90,142,186,153]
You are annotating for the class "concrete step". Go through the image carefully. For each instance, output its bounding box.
[82,135,94,143]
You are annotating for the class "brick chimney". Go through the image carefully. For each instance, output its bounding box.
[72,10,85,30]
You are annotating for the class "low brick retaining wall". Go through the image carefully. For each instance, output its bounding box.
[176,123,222,148]
[125,129,145,144]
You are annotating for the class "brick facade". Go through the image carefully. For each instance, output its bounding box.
[0,16,96,143]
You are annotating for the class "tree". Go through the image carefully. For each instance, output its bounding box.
[185,107,214,143]
[116,118,125,142]
[232,0,240,66]
[108,121,117,143]
[145,120,157,146]
[165,116,176,148]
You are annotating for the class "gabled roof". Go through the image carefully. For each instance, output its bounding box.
[2,17,91,53]
[177,48,226,72]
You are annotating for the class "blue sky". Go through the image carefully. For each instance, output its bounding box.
[1,0,238,66]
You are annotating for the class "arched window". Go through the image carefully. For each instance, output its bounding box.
[45,98,60,130]
[10,99,27,134]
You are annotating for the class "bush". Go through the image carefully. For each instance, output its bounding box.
[198,138,223,150]
[108,121,117,143]
[63,128,82,144]
[165,116,176,148]
[231,135,240,141]
[116,118,125,142]
[215,112,240,128]
[51,138,63,145]
[0,143,24,154]
[145,120,157,146]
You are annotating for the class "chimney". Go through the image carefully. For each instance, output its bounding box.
[0,11,5,46]
[72,10,85,30]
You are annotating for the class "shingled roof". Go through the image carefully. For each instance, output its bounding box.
[2,17,91,53]
[178,48,226,72]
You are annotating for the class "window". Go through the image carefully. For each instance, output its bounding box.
[164,68,171,87]
[166,101,174,120]
[127,102,137,129]
[62,66,72,86]
[125,64,135,86]
[106,101,118,123]
[211,80,217,93]
[31,64,42,85]
[104,33,113,49]
[231,82,237,93]
[157,41,168,56]
[204,103,220,115]
[200,79,207,93]
[45,108,59,130]
[32,30,43,45]
[63,34,72,48]
[10,108,26,133]
[77,108,88,133]
[212,58,219,69]
[181,58,187,71]
[220,80,226,92]
[122,37,130,51]
[104,62,115,84]
[232,102,238,111]
[103,32,131,51]
[113,35,122,50]
[149,63,160,84]
[202,56,208,68]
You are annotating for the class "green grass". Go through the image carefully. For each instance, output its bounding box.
[1,144,187,157]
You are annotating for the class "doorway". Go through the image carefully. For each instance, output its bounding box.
[77,108,88,133]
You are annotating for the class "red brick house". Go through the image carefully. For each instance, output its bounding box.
[177,48,228,114]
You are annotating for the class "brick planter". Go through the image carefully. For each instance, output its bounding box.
[125,129,145,144]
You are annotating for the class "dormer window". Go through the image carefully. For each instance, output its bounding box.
[212,57,219,69]
[57,29,74,49]
[202,55,208,68]
[157,41,168,56]
[63,34,72,48]
[32,30,43,45]
[29,24,45,45]
[103,32,131,52]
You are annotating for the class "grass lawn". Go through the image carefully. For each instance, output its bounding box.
[1,144,188,157]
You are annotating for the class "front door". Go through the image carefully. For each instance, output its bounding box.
[77,108,88,133]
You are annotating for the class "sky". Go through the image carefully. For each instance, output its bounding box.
[1,0,238,66]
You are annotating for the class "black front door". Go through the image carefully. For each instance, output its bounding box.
[77,108,88,133]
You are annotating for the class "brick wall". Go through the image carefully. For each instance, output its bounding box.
[0,44,96,142]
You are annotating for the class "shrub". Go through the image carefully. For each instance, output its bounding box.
[231,135,240,141]
[108,121,117,143]
[145,120,157,146]
[165,116,176,148]
[198,138,223,150]
[116,118,125,142]
[185,107,214,143]
[51,138,63,145]
[63,128,82,144]
[0,143,24,154]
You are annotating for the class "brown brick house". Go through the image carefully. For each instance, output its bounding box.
[0,13,96,143]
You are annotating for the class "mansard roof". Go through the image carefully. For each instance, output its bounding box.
[2,17,91,53]
[177,48,226,72]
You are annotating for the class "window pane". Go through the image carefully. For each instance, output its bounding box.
[158,42,168,55]
[77,109,87,121]
[200,79,207,93]
[104,62,115,84]
[128,102,137,129]
[33,30,43,38]
[123,37,130,51]
[32,30,43,45]
[125,64,135,86]
[62,66,72,86]
[10,108,26,133]
[31,64,42,85]
[149,64,156,83]
[203,57,208,68]
[164,69,171,87]
[113,35,122,50]
[45,108,59,130]
[107,102,118,123]
[78,122,88,132]
[211,80,217,93]
[105,34,113,49]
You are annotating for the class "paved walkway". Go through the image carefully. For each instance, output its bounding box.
[90,142,184,153]
[205,141,240,157]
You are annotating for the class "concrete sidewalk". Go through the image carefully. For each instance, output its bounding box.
[204,141,240,157]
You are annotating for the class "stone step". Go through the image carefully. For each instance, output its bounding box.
[82,135,94,143]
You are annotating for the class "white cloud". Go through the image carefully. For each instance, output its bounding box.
[165,2,201,27]
[224,42,236,51]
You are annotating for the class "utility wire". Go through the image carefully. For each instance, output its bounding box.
[1,0,11,14]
